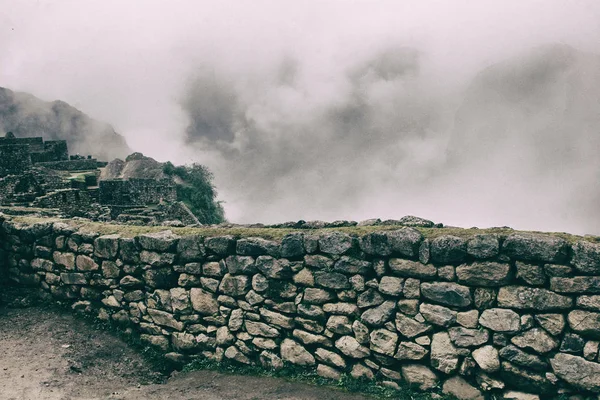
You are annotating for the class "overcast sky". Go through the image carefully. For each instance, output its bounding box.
[1,1,599,233]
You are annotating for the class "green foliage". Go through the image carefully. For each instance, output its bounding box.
[163,161,225,224]
[183,358,444,400]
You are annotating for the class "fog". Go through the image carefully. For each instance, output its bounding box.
[1,1,599,234]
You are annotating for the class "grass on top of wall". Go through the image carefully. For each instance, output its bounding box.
[5,215,598,244]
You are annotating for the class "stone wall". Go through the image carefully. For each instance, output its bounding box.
[34,159,99,171]
[99,178,177,206]
[0,144,33,177]
[1,215,600,398]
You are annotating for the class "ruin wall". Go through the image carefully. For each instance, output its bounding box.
[1,215,599,398]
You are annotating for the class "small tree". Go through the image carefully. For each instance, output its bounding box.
[163,162,225,224]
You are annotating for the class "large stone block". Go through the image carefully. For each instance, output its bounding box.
[430,235,467,264]
[550,353,600,393]
[456,262,511,287]
[421,282,472,308]
[571,241,600,274]
[497,286,573,311]
[93,234,120,259]
[502,233,568,263]
[389,259,436,278]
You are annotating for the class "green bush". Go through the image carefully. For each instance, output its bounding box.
[163,162,225,224]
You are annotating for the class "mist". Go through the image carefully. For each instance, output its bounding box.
[1,1,599,234]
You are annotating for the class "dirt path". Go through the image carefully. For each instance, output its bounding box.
[0,291,370,400]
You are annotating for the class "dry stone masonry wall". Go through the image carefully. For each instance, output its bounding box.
[1,215,600,399]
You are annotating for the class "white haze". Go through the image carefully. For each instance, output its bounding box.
[1,1,599,234]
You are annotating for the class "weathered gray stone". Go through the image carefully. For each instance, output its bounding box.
[292,329,331,347]
[359,232,392,256]
[352,320,370,344]
[397,299,420,316]
[499,345,547,371]
[543,263,572,277]
[204,235,235,256]
[319,232,353,255]
[583,341,599,361]
[403,278,421,299]
[431,332,460,374]
[224,345,251,364]
[147,308,183,331]
[316,364,342,380]
[395,313,432,338]
[431,235,467,264]
[421,282,472,308]
[389,259,436,278]
[457,310,479,328]
[443,376,484,400]
[550,353,600,393]
[94,234,120,259]
[572,241,600,274]
[140,251,176,267]
[472,345,500,373]
[219,274,250,297]
[236,237,279,257]
[349,364,373,381]
[394,341,428,360]
[401,364,439,391]
[335,336,370,358]
[532,314,564,336]
[379,276,404,296]
[313,271,349,290]
[419,239,431,264]
[326,315,352,335]
[370,328,398,356]
[456,262,511,287]
[568,310,600,339]
[502,233,568,263]
[497,286,573,310]
[511,328,558,354]
[260,308,294,329]
[560,332,585,353]
[120,275,143,288]
[333,256,371,275]
[323,302,359,316]
[419,303,457,327]
[386,228,423,257]
[255,256,290,279]
[474,288,496,309]
[60,272,87,285]
[515,262,545,286]
[53,251,75,269]
[280,339,316,366]
[577,295,600,311]
[245,321,279,337]
[224,256,256,275]
[281,233,305,258]
[448,327,489,347]
[190,288,219,315]
[479,308,521,333]
[550,276,600,294]
[437,265,456,281]
[303,288,335,304]
[315,348,346,368]
[293,268,315,287]
[357,289,384,308]
[176,235,205,263]
[467,235,499,259]
[361,301,396,327]
[138,230,179,252]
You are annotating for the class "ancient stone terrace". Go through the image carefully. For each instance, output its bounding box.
[0,132,199,226]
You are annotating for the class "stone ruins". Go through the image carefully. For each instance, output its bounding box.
[0,132,199,226]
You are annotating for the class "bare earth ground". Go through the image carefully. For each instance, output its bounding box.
[0,289,370,400]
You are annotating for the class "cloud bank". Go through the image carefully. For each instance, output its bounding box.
[1,1,599,234]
